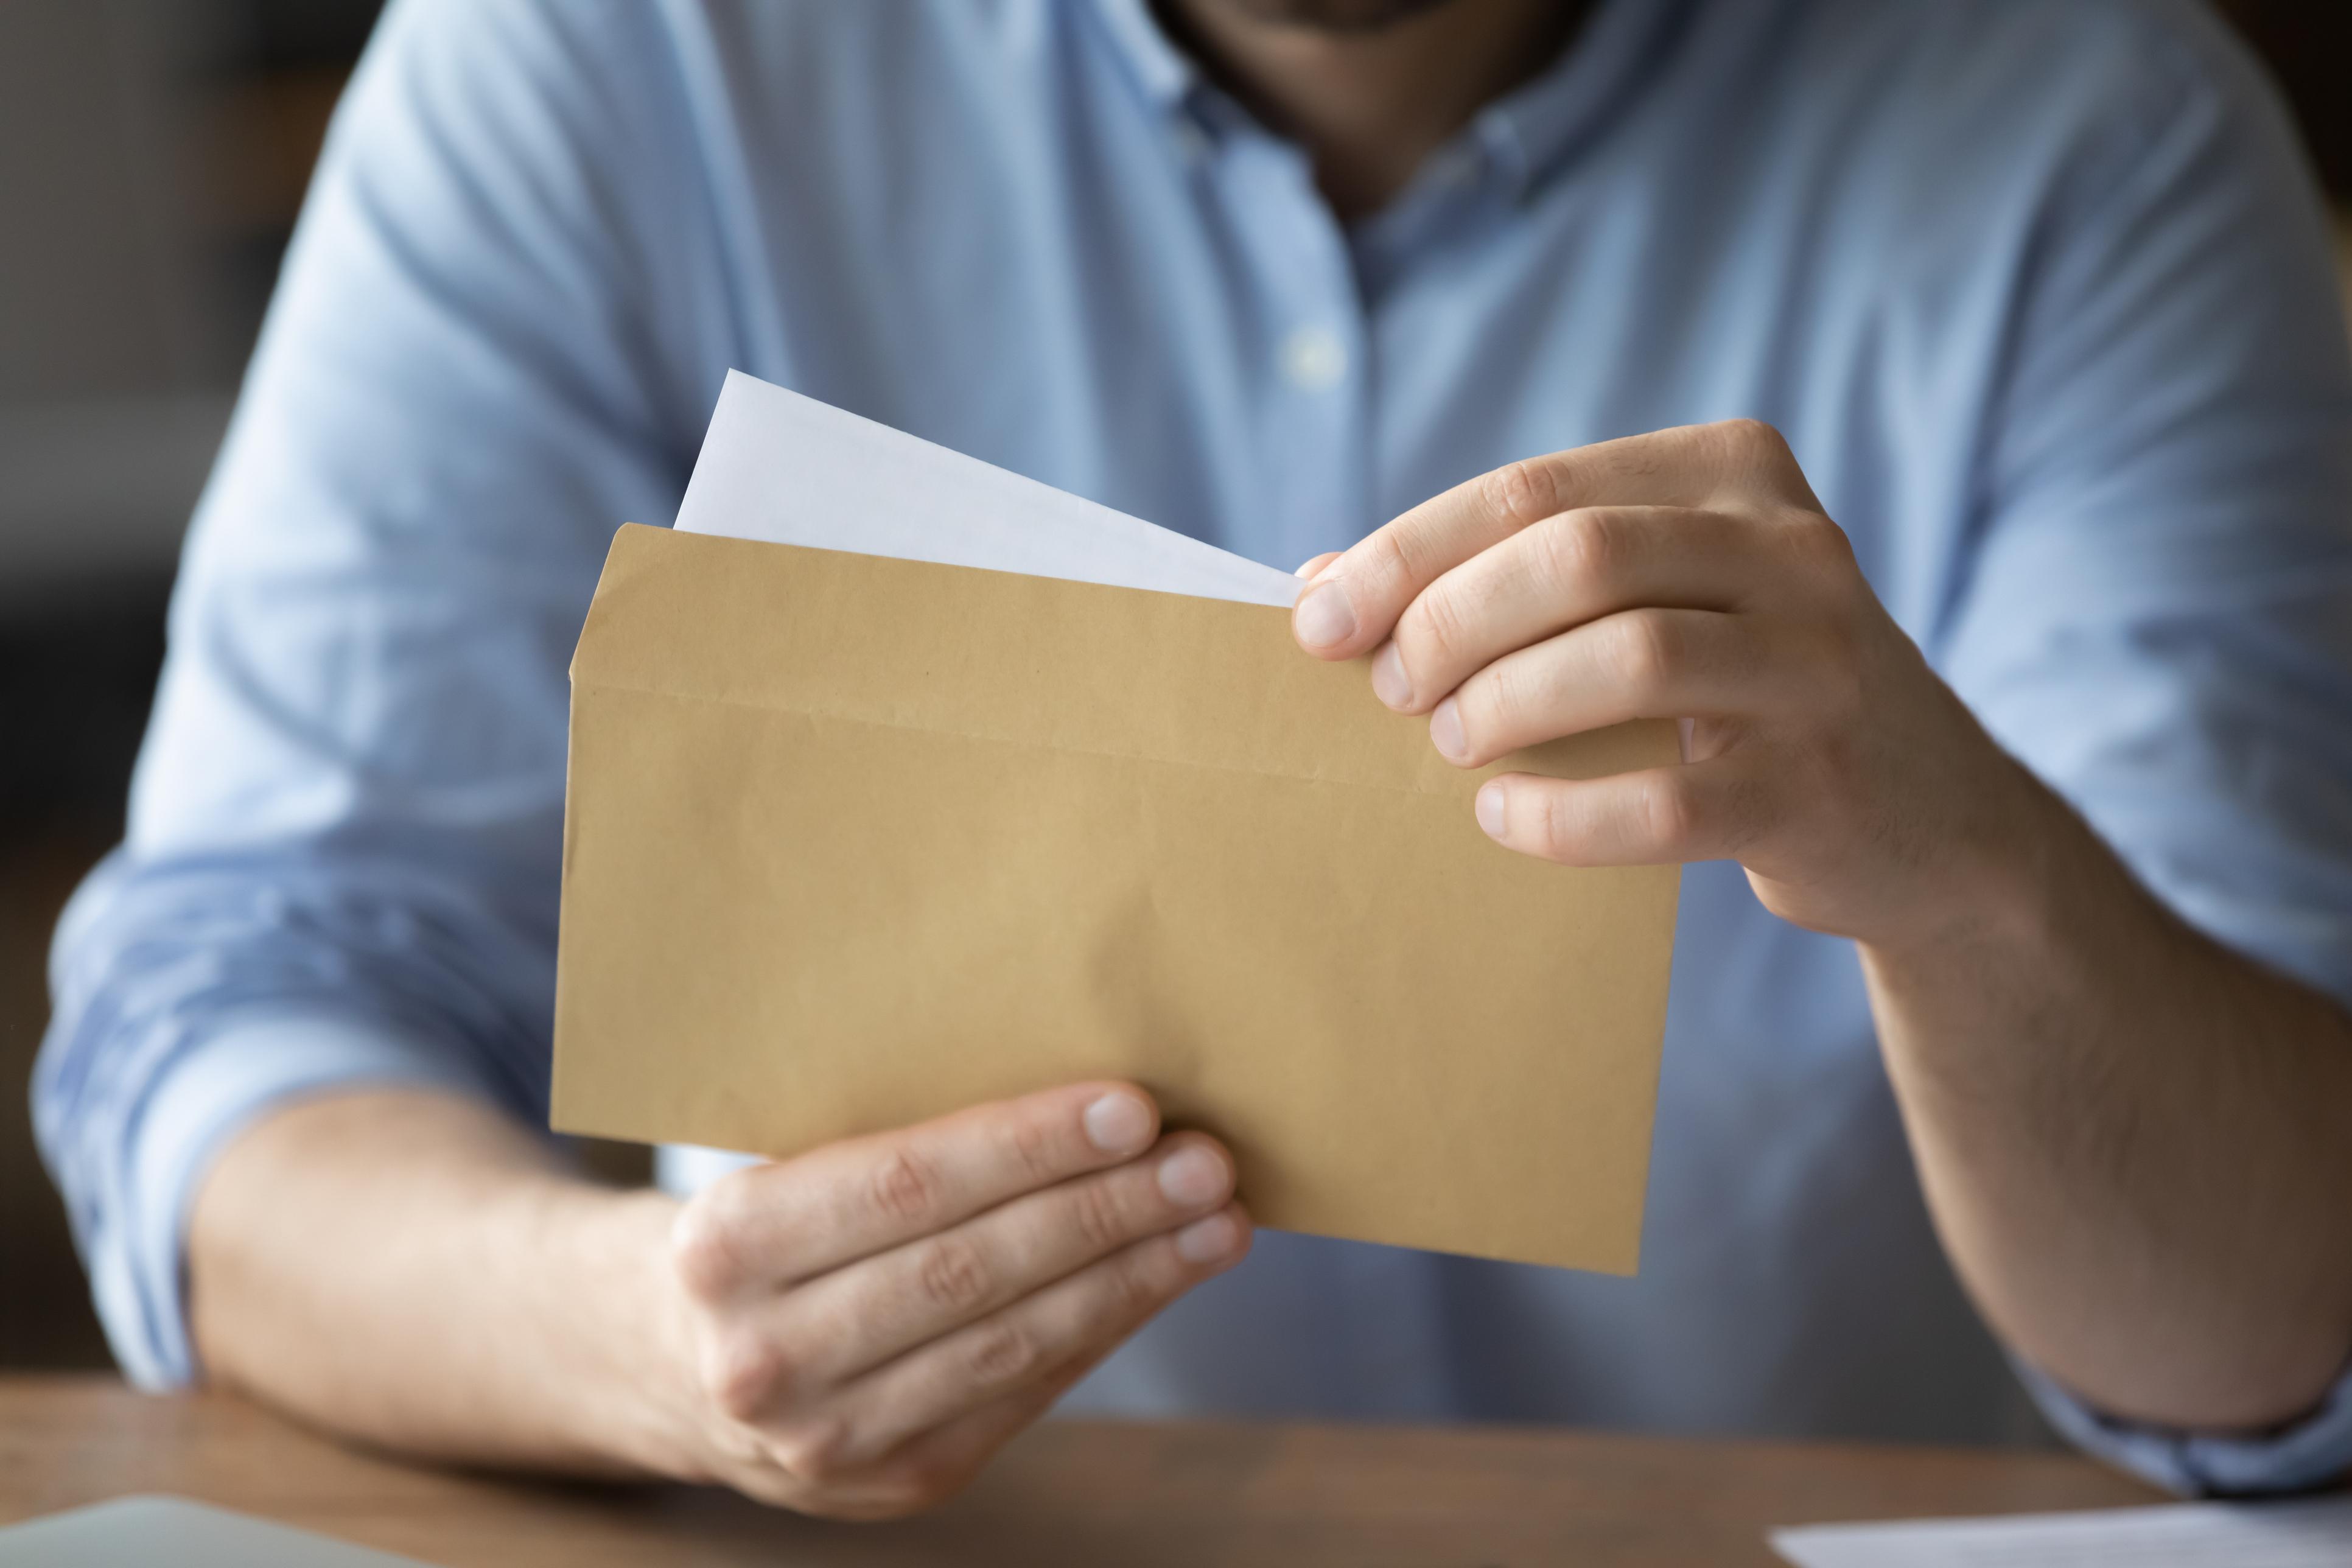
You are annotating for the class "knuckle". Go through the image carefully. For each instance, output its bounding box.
[670,1204,749,1301]
[867,1147,945,1228]
[1006,1113,1061,1187]
[1472,662,1529,743]
[1112,1244,1179,1317]
[769,1413,855,1483]
[1714,419,1807,499]
[1536,508,1615,591]
[1639,772,1699,852]
[1717,417,1788,461]
[1533,784,1581,858]
[1789,511,1857,573]
[1362,522,1426,597]
[965,1318,1040,1388]
[1609,611,1678,696]
[706,1328,790,1421]
[917,1234,995,1314]
[1071,1176,1129,1253]
[1403,581,1474,667]
[1479,457,1556,530]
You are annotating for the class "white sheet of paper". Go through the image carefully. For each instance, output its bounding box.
[1770,1497,2352,1567]
[674,371,1304,607]
[0,1496,435,1567]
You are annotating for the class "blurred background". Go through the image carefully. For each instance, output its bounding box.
[2,0,2348,1374]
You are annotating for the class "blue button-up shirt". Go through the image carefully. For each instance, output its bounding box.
[35,0,2352,1495]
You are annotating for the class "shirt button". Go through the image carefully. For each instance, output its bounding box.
[1279,326,1348,391]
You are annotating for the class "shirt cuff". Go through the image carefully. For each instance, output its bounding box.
[99,1013,499,1390]
[2017,1355,2352,1496]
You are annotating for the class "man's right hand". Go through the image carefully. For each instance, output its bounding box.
[653,1083,1250,1517]
[187,1081,1242,1519]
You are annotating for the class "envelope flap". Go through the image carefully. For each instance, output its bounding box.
[575,524,1673,795]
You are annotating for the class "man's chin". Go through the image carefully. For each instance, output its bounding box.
[1208,0,1465,34]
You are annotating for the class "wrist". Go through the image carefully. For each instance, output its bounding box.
[1863,751,2084,970]
[520,1178,710,1480]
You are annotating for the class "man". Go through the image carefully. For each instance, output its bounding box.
[35,0,2352,1520]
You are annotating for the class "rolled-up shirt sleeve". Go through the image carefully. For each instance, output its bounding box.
[30,0,723,1386]
[1934,12,2352,1495]
[2015,1359,2352,1498]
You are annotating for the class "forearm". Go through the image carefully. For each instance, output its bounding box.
[187,1088,694,1475]
[1284,415,2352,1447]
[1867,777,2352,1431]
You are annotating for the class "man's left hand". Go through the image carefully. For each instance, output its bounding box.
[1292,419,2049,950]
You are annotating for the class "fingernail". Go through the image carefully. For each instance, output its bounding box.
[1175,1211,1241,1264]
[1430,698,1468,761]
[1083,1092,1153,1155]
[1369,643,1413,709]
[1293,579,1357,649]
[1157,1146,1228,1208]
[1475,782,1508,839]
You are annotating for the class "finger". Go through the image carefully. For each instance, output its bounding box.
[1427,608,1760,769]
[671,1081,1161,1299]
[1293,420,1798,660]
[775,1352,1093,1521]
[1473,758,1776,866]
[770,1133,1236,1384]
[761,1314,1128,1521]
[1295,551,1343,579]
[1373,506,1761,715]
[798,1203,1252,1474]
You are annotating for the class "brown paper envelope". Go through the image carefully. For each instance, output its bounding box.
[553,524,1681,1272]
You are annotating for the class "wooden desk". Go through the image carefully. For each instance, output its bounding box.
[1,1374,2154,1565]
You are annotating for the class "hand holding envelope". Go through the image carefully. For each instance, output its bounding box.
[552,373,1681,1272]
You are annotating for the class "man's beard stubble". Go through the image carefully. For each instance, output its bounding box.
[1213,0,1464,34]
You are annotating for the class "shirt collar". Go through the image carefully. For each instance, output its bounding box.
[1471,0,1698,201]
[1088,0,1197,116]
[1088,0,1699,201]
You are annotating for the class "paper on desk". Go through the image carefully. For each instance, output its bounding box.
[1770,1496,2352,1567]
[551,373,1681,1270]
[0,1496,437,1567]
